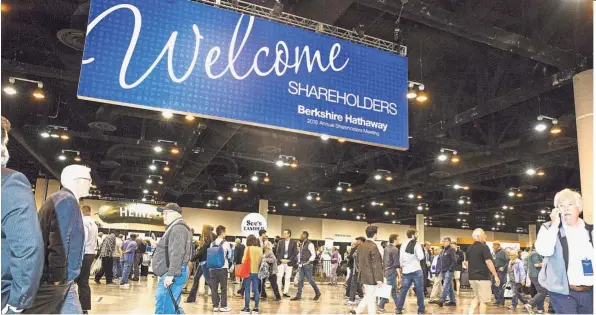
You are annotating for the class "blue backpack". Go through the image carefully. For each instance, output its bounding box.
[206,240,226,269]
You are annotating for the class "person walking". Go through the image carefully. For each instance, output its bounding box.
[349,226,383,315]
[507,251,530,310]
[330,247,340,285]
[234,238,246,284]
[262,243,282,301]
[152,203,193,314]
[275,229,297,298]
[120,234,137,288]
[78,205,98,314]
[240,235,263,314]
[346,237,365,305]
[290,231,321,301]
[378,234,401,313]
[95,232,117,285]
[437,237,457,307]
[112,234,123,281]
[1,116,44,314]
[26,165,90,314]
[396,228,425,315]
[132,235,146,281]
[421,241,432,297]
[453,242,465,296]
[186,225,215,303]
[535,189,593,314]
[524,243,546,314]
[208,225,232,312]
[428,247,443,303]
[465,229,500,315]
[491,241,508,307]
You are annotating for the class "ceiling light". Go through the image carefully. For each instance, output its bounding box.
[162,110,174,119]
[342,207,347,212]
[453,184,461,189]
[379,202,384,206]
[206,202,212,207]
[508,191,515,197]
[73,155,81,162]
[407,87,417,99]
[3,85,17,95]
[458,199,464,205]
[142,197,147,202]
[275,160,284,167]
[306,195,313,201]
[251,175,258,181]
[217,196,223,201]
[149,164,157,171]
[232,187,238,192]
[385,175,393,181]
[163,165,170,172]
[323,213,327,217]
[185,115,195,121]
[457,218,461,222]
[290,162,298,168]
[550,126,562,134]
[60,134,70,140]
[154,190,158,194]
[154,146,163,153]
[158,180,164,185]
[32,89,45,99]
[346,187,353,192]
[226,196,232,201]
[417,194,423,199]
[170,147,180,155]
[392,220,397,224]
[146,179,153,184]
[243,188,248,193]
[349,208,353,212]
[466,200,471,204]
[451,156,460,163]
[58,154,67,161]
[284,202,289,207]
[384,211,389,215]
[463,186,470,190]
[292,203,296,207]
[320,134,330,141]
[417,206,423,211]
[537,169,545,176]
[356,215,361,220]
[540,209,546,214]
[408,193,414,199]
[315,196,321,201]
[534,122,547,132]
[503,205,508,210]
[509,206,514,210]
[51,134,59,138]
[517,192,523,198]
[263,177,270,183]
[336,186,343,192]
[374,174,382,180]
[526,168,536,176]
[415,91,428,103]
[391,212,395,215]
[337,138,346,143]
[437,153,448,161]
[143,189,149,194]
[371,201,377,206]
[40,132,50,138]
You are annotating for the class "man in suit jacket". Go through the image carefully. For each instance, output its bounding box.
[1,117,44,314]
[350,226,384,315]
[276,229,298,297]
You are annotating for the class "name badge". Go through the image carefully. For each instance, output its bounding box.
[582,259,593,276]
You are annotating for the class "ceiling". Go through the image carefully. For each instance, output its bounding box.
[1,0,592,232]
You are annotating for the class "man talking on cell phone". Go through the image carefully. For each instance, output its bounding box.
[535,189,593,314]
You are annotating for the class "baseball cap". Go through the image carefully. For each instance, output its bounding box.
[157,203,182,214]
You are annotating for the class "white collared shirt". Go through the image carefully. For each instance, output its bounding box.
[82,216,98,255]
[563,219,594,285]
[284,239,290,259]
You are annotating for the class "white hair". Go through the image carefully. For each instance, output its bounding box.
[61,164,91,184]
[472,228,485,241]
[554,189,583,212]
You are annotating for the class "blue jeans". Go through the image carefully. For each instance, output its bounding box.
[493,270,506,304]
[155,265,189,314]
[113,257,122,279]
[379,271,399,311]
[120,260,132,285]
[549,289,593,314]
[397,270,425,313]
[296,264,320,298]
[186,264,203,302]
[439,271,455,303]
[244,274,260,309]
[60,281,82,314]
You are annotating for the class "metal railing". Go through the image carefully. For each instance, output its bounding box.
[192,0,407,56]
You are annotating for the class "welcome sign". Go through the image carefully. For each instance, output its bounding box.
[78,0,409,149]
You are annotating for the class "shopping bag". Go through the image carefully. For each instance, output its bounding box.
[235,249,251,279]
[91,258,102,275]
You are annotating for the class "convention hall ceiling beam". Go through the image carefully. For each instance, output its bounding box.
[414,69,576,138]
[9,128,61,179]
[1,59,79,82]
[354,0,578,69]
[294,0,354,25]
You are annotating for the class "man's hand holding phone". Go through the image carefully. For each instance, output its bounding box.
[550,208,561,226]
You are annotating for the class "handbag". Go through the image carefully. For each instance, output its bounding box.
[91,258,102,275]
[258,261,270,280]
[235,249,251,279]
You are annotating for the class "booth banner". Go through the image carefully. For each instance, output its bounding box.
[97,202,164,226]
[78,0,409,150]
[240,213,267,237]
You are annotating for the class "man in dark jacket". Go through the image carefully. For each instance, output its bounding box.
[346,237,365,304]
[491,241,509,306]
[276,229,298,298]
[437,237,457,307]
[350,226,383,315]
[132,237,146,281]
[1,116,44,314]
[25,165,90,314]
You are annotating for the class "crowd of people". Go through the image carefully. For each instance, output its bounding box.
[1,114,593,315]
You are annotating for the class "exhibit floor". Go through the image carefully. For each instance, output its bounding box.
[88,276,542,314]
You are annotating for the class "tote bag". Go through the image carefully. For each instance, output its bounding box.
[235,249,251,279]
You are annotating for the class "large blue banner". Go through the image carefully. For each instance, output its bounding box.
[78,0,409,149]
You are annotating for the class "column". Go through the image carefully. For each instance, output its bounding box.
[34,177,61,210]
[416,213,425,243]
[528,224,536,247]
[258,199,268,221]
[573,69,593,224]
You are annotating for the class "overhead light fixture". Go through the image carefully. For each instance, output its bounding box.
[227,196,232,201]
[438,148,457,162]
[60,134,70,140]
[51,134,59,138]
[170,147,179,155]
[517,192,524,198]
[163,165,170,172]
[336,186,343,192]
[322,213,327,217]
[264,176,270,183]
[356,215,361,220]
[162,110,174,119]
[379,202,384,206]
[417,194,423,199]
[58,154,67,161]
[149,164,157,171]
[154,146,163,153]
[463,186,470,190]
[437,153,447,161]
[391,212,395,215]
[217,196,223,201]
[276,160,284,167]
[407,82,417,99]
[320,134,330,141]
[550,126,562,134]
[74,154,81,162]
[540,209,546,214]
[292,203,297,207]
[143,189,149,194]
[337,138,346,143]
[154,190,158,194]
[284,202,289,207]
[342,207,347,212]
[458,199,464,205]
[451,156,460,163]
[384,211,389,215]
[32,89,45,99]
[508,191,516,197]
[502,205,508,210]
[385,175,393,181]
[526,168,537,176]
[374,174,382,180]
[415,91,428,103]
[453,184,461,190]
[349,208,354,212]
[251,175,258,181]
[3,84,17,95]
[158,180,164,185]
[40,132,50,138]
[142,197,147,202]
[146,179,153,184]
[417,205,423,211]
[306,195,313,201]
[408,193,415,199]
[371,201,377,206]
[346,187,353,192]
[537,169,545,176]
[315,196,321,201]
[185,115,195,121]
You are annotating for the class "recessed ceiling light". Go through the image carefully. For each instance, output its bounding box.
[143,189,149,194]
[320,134,330,141]
[40,132,50,138]
[185,115,195,121]
[154,146,163,153]
[162,110,174,119]
[170,147,180,155]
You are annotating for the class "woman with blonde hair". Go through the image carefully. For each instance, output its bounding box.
[186,225,216,303]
